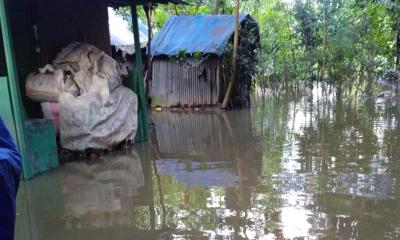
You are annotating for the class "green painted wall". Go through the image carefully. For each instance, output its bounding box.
[0,76,17,140]
[1,0,59,179]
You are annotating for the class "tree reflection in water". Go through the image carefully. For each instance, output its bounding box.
[16,85,400,240]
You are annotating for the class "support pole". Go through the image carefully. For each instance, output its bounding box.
[130,3,149,141]
[144,3,153,101]
[0,0,28,168]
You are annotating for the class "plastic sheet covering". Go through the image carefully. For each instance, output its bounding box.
[56,43,138,151]
[0,118,21,240]
[151,14,248,56]
[40,102,60,134]
[108,8,148,56]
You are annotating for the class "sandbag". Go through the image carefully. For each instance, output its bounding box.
[25,67,63,102]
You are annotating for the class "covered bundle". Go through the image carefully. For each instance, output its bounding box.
[25,42,138,151]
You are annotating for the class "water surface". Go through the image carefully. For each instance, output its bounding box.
[16,87,400,239]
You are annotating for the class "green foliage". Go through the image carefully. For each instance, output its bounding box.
[115,0,398,89]
[115,0,233,33]
[170,49,188,63]
[192,51,203,60]
[244,0,398,88]
[222,18,261,107]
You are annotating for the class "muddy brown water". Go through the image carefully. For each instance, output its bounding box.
[15,88,400,239]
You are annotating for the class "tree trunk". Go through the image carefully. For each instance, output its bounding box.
[322,0,328,80]
[173,5,179,15]
[221,0,240,109]
[396,16,400,71]
[291,48,296,81]
[213,0,225,14]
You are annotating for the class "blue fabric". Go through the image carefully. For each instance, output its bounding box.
[151,14,249,56]
[0,118,21,240]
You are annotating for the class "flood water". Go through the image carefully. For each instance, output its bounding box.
[16,86,400,240]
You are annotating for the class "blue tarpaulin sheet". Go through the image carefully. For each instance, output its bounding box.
[151,15,249,56]
[0,118,21,240]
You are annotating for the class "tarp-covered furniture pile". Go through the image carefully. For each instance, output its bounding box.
[26,42,139,151]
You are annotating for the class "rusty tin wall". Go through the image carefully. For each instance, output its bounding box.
[37,0,111,64]
[151,57,221,107]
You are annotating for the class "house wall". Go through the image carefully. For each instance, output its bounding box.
[37,0,111,64]
[151,57,221,107]
[2,0,112,118]
[5,0,41,117]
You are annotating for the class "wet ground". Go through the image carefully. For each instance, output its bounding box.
[16,87,400,239]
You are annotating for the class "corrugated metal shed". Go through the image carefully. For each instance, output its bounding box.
[150,14,259,108]
[151,57,221,107]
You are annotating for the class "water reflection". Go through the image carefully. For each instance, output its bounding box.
[16,86,400,239]
[152,110,262,187]
[61,151,144,229]
[251,86,400,239]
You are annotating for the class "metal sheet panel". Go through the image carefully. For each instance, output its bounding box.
[151,57,220,107]
[37,0,111,64]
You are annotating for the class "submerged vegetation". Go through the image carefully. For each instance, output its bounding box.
[117,0,400,90]
[244,0,399,91]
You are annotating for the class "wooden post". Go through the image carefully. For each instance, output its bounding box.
[0,0,28,169]
[130,3,149,141]
[396,14,400,71]
[221,0,240,109]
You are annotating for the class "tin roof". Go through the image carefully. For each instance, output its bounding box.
[108,8,148,54]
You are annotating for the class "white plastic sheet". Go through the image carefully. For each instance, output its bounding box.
[55,43,138,151]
